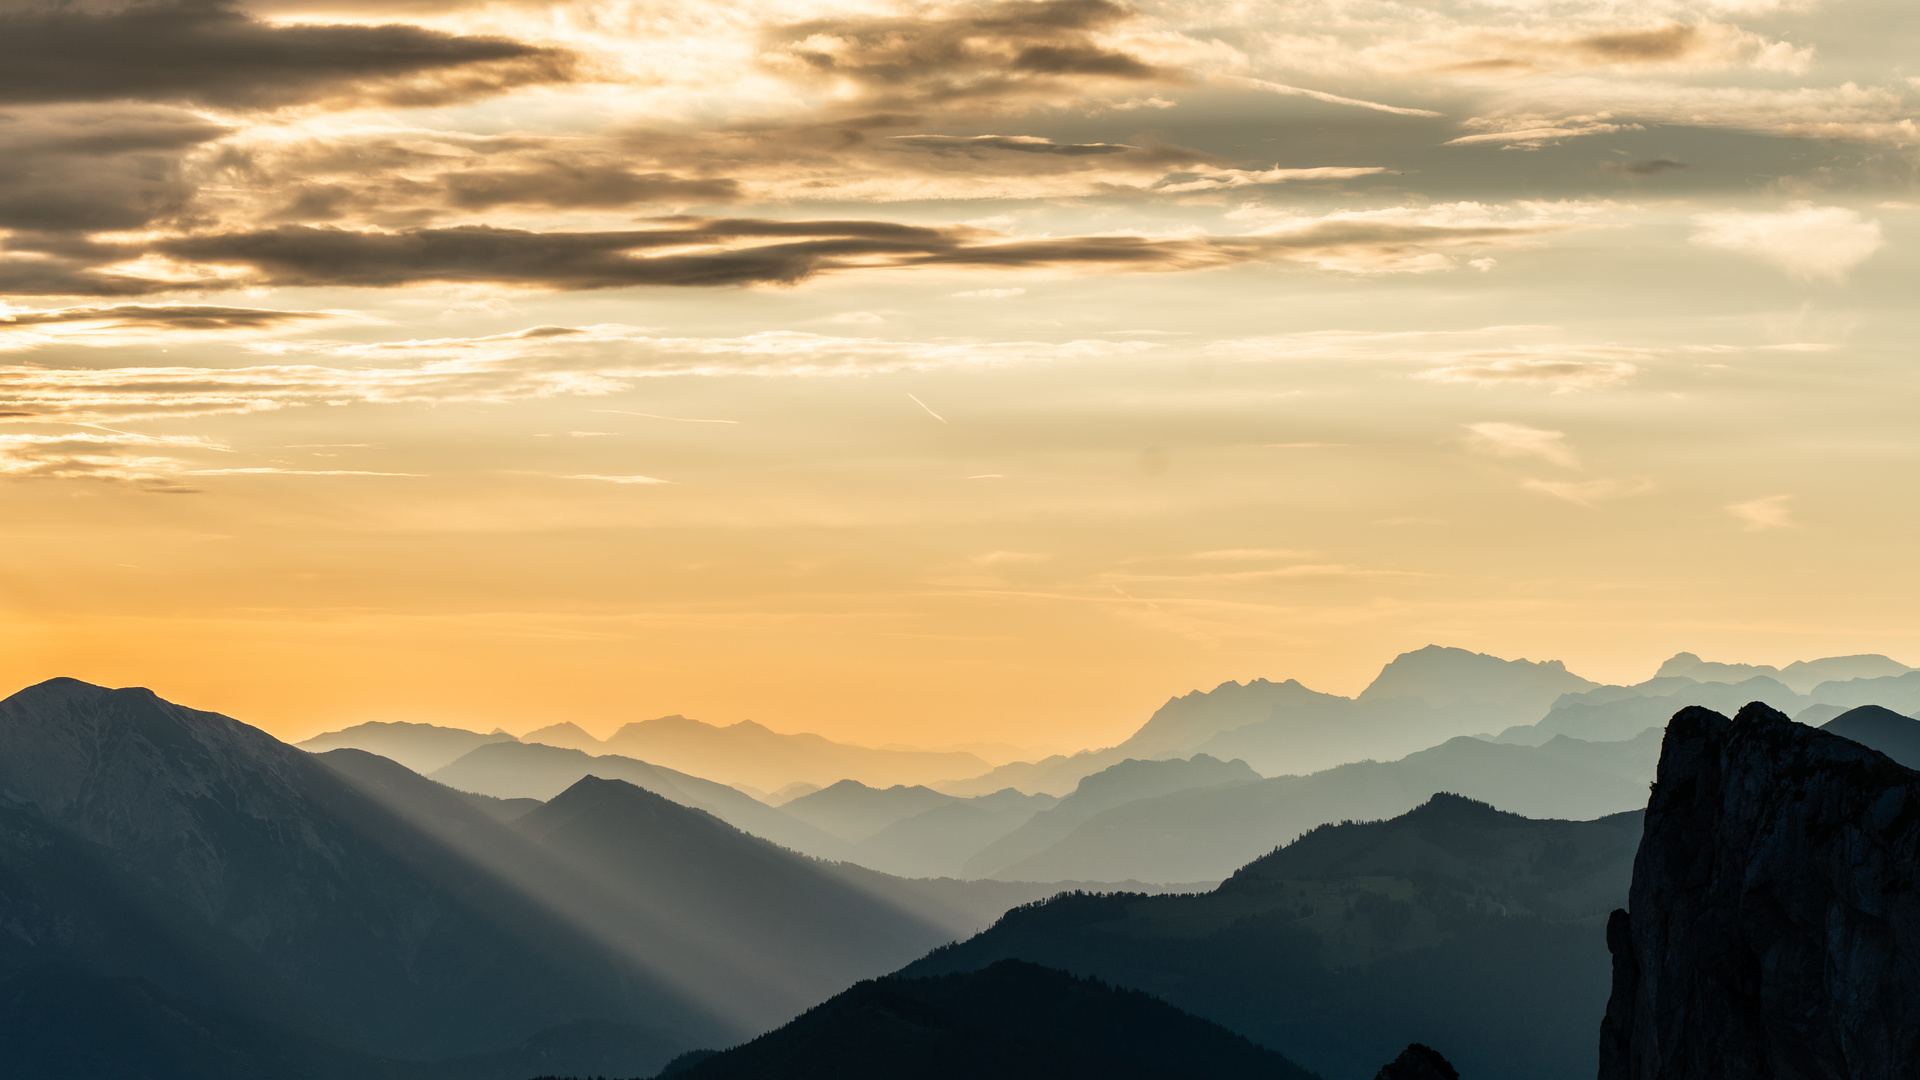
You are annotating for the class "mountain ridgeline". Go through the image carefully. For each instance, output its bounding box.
[909,793,1642,1080]
[0,679,1078,1078]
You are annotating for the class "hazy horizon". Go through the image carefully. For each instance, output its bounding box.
[2,0,1917,752]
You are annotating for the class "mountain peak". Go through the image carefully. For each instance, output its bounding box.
[1357,645,1596,710]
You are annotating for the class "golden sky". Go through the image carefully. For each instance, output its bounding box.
[1,0,1916,749]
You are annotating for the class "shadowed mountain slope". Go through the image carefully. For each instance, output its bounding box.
[963,755,1259,879]
[909,794,1640,1080]
[849,787,1058,879]
[780,780,961,843]
[428,740,849,859]
[1601,702,1920,1080]
[665,959,1322,1080]
[0,678,1089,1080]
[1820,704,1920,769]
[296,720,515,774]
[0,677,725,1076]
[989,735,1649,883]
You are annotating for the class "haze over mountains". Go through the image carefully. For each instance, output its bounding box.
[13,643,1920,1078]
[294,644,1920,887]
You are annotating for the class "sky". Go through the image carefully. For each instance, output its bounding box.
[0,0,1917,750]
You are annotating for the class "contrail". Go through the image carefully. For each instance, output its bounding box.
[907,393,948,424]
[1220,75,1442,118]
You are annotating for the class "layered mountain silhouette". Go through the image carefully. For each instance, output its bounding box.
[909,793,1640,1080]
[1652,651,1908,694]
[974,736,1650,883]
[1601,702,1920,1079]
[296,720,515,774]
[559,714,989,791]
[945,646,1605,796]
[962,755,1261,879]
[662,959,1322,1080]
[0,678,1088,1079]
[427,739,850,858]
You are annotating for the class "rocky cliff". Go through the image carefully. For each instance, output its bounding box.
[1599,701,1920,1080]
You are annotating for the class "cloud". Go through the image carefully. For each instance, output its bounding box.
[1462,422,1579,467]
[442,164,741,211]
[0,429,225,492]
[952,287,1025,297]
[760,0,1177,110]
[891,134,1135,156]
[0,103,230,233]
[0,205,1584,297]
[0,0,577,111]
[1689,204,1884,282]
[0,303,339,349]
[1431,21,1812,77]
[0,324,1154,421]
[1446,115,1632,148]
[1521,477,1653,505]
[1607,159,1688,176]
[567,474,672,485]
[1417,352,1642,389]
[1726,494,1795,531]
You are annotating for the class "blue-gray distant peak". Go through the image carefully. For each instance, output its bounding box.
[1357,645,1597,710]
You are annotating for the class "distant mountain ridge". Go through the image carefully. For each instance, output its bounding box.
[909,793,1642,1080]
[0,678,1111,1079]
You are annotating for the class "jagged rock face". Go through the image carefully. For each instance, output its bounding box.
[1599,702,1920,1080]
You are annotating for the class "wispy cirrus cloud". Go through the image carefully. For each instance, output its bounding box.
[0,324,1154,422]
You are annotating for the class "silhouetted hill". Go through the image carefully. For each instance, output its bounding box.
[601,714,988,791]
[1601,702,1920,1079]
[520,721,606,752]
[297,720,515,774]
[1819,704,1920,768]
[781,780,960,843]
[429,740,849,859]
[963,755,1260,879]
[664,959,1322,1080]
[909,794,1641,1080]
[988,736,1648,883]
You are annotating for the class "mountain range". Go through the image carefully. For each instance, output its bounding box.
[0,678,1117,1078]
[908,792,1641,1080]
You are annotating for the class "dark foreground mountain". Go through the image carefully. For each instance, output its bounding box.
[1820,704,1920,769]
[1599,702,1920,1080]
[662,959,1321,1080]
[908,793,1640,1080]
[0,679,1055,1079]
